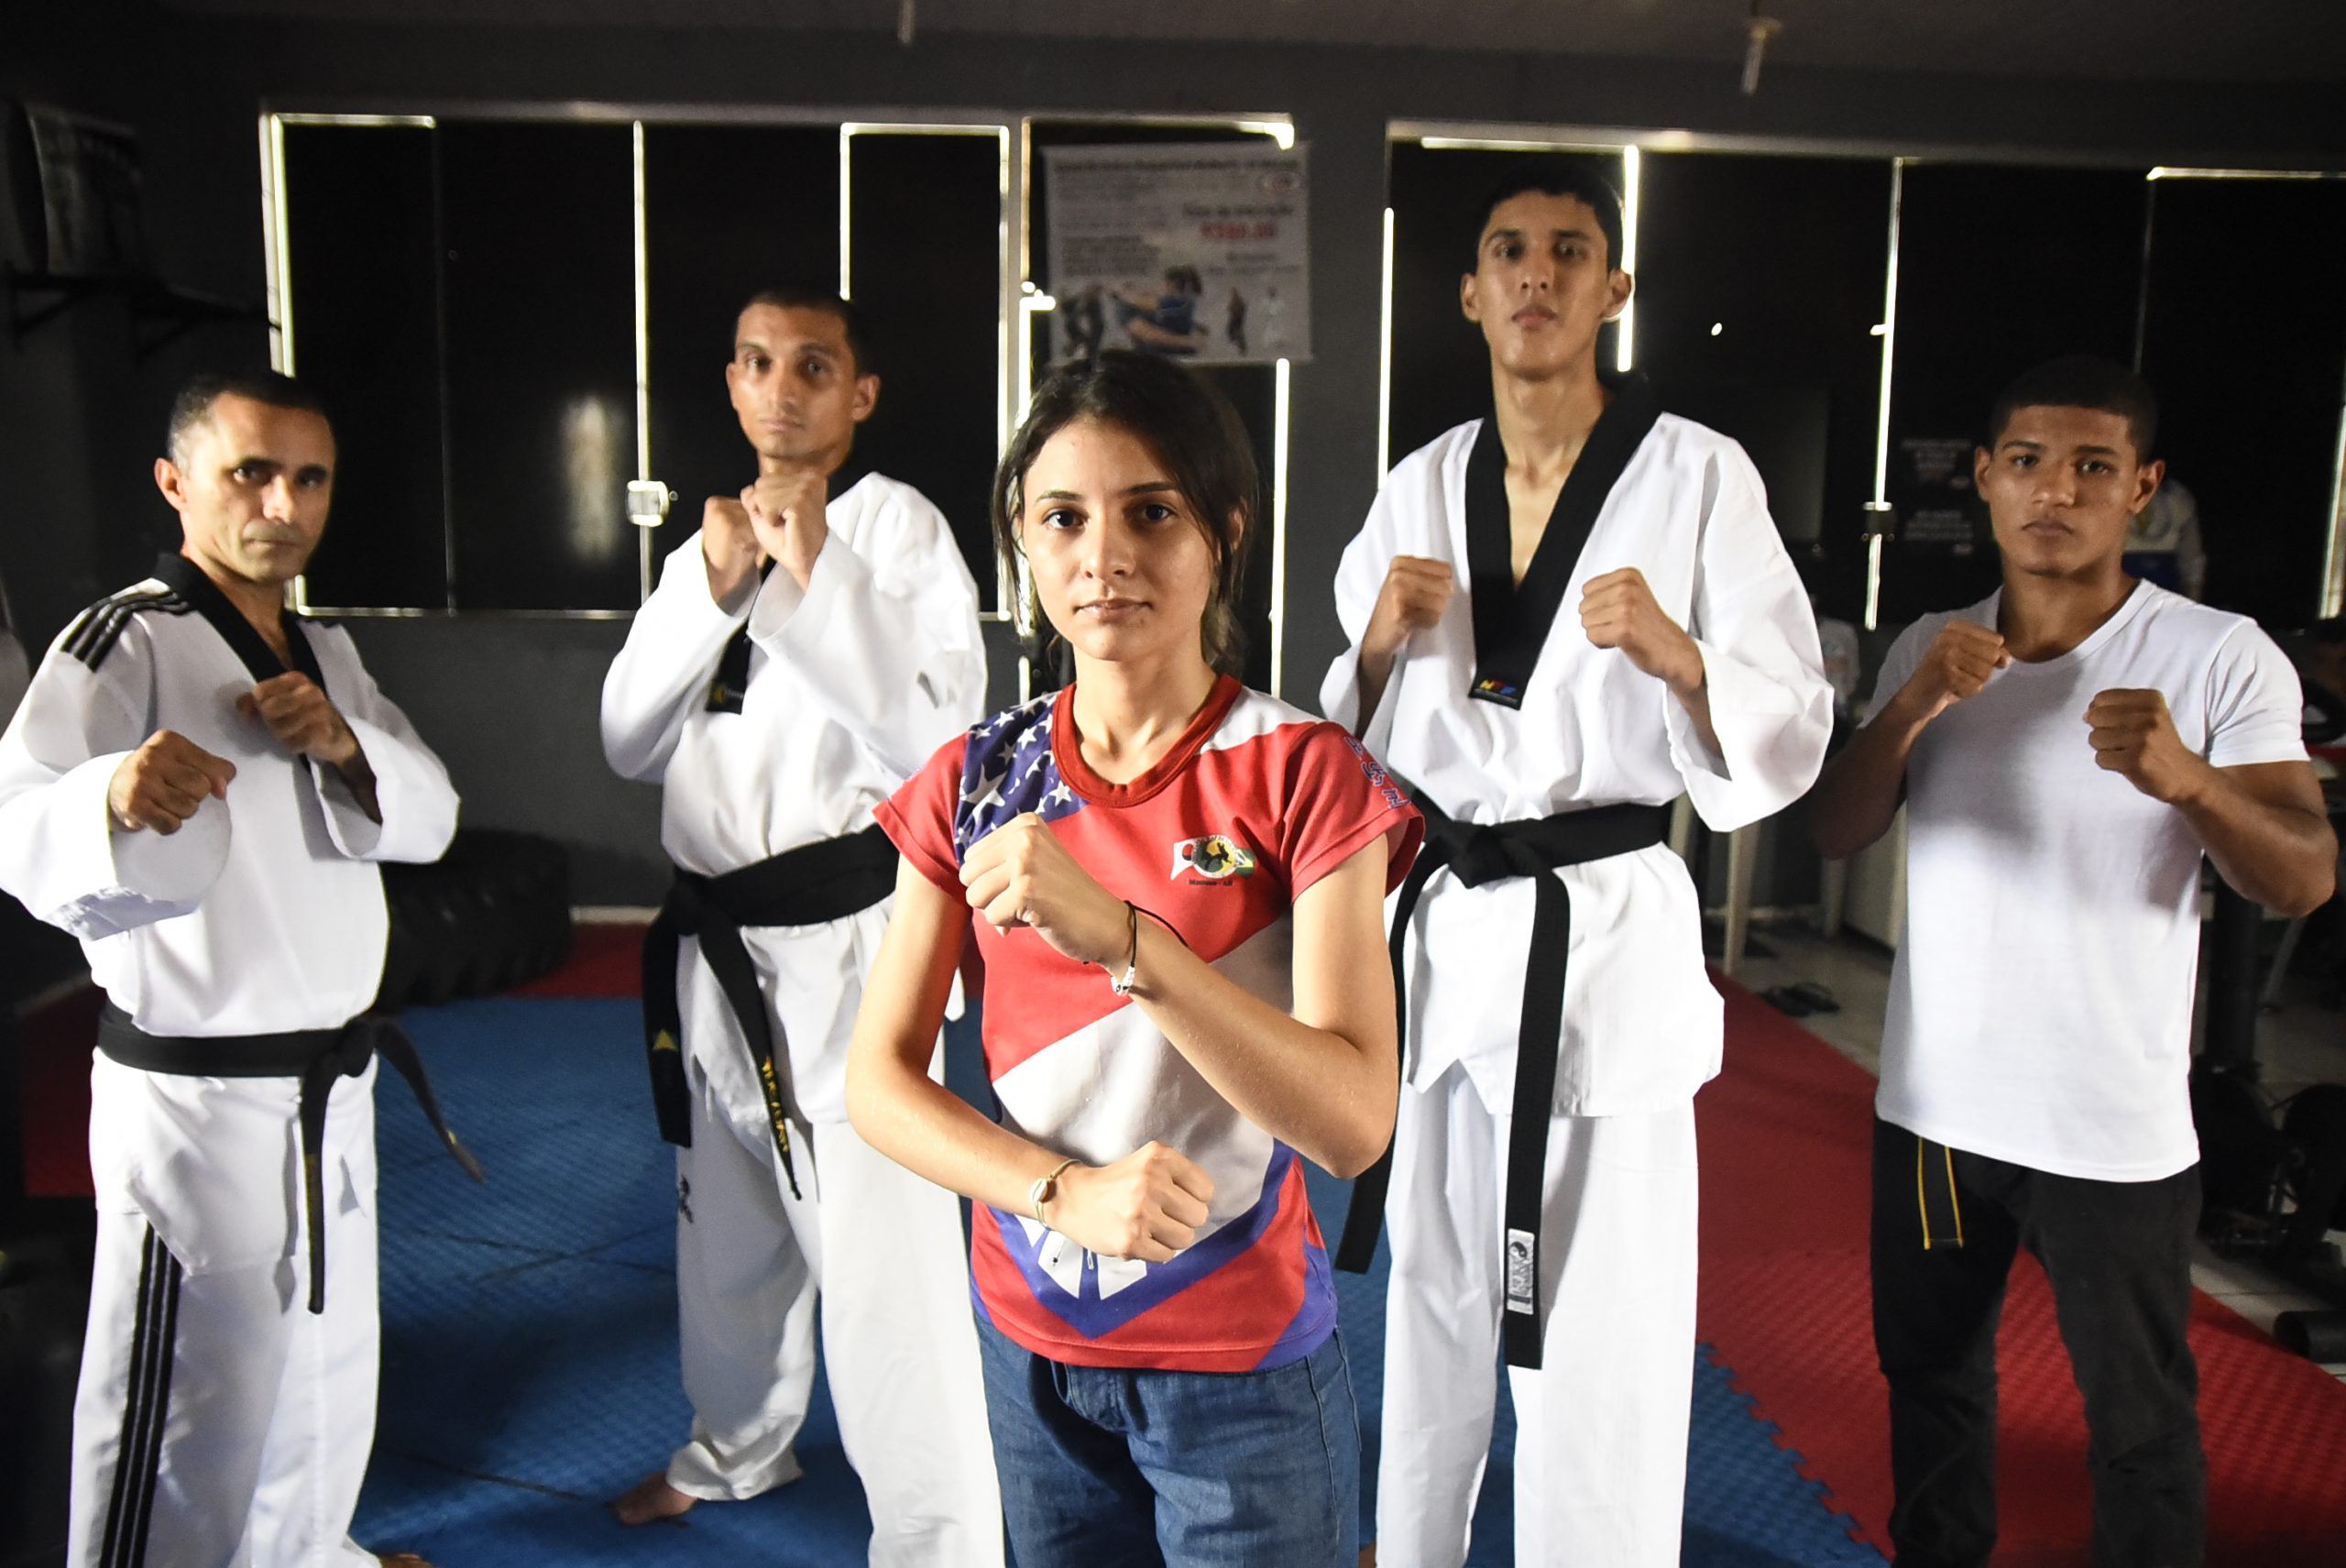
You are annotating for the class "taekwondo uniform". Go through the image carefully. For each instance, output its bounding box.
[1321,389,1832,1567]
[0,554,463,1568]
[599,472,1001,1563]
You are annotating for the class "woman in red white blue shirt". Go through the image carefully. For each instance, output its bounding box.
[850,351,1420,1566]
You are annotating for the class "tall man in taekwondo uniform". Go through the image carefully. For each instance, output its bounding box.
[0,371,466,1568]
[600,286,1001,1560]
[1322,167,1833,1565]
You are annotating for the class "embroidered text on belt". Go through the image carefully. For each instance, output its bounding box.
[96,1004,485,1314]
[1334,796,1672,1370]
[640,824,899,1196]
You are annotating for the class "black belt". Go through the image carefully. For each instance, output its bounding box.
[1335,796,1672,1369]
[96,1004,484,1314]
[640,824,898,1197]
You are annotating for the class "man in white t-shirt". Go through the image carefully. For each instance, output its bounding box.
[1810,356,2335,1568]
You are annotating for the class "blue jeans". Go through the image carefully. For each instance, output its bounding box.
[975,1317,1362,1568]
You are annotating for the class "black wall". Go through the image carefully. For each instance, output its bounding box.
[8,1,2346,905]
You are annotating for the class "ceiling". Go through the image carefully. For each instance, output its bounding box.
[156,0,2346,84]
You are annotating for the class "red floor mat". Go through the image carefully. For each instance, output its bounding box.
[17,983,99,1198]
[509,919,643,999]
[1697,976,2346,1565]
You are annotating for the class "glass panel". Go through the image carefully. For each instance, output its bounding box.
[1633,152,1893,623]
[2141,176,2346,624]
[282,122,449,611]
[1880,163,2147,621]
[439,120,639,612]
[848,130,1005,611]
[640,123,838,594]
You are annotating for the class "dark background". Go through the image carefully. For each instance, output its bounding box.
[6,1,2345,915]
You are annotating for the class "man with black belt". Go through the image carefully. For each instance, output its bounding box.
[1811,356,2335,1568]
[1321,166,1830,1565]
[599,286,999,1560]
[0,370,466,1568]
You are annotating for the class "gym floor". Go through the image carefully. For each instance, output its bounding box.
[1733,918,2346,1384]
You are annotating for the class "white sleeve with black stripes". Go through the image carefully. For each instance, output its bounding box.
[0,591,230,939]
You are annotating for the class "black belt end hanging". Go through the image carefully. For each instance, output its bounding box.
[1331,798,1668,1371]
[1496,872,1571,1370]
[641,907,696,1149]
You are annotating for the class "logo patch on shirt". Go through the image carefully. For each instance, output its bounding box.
[1471,674,1524,708]
[1171,834,1256,881]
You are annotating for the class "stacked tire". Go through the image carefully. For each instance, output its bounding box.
[376,829,572,1010]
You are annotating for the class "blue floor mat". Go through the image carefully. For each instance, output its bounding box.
[358,996,1881,1566]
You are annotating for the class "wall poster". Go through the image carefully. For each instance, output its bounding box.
[1043,142,1310,367]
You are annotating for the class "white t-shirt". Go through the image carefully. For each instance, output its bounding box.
[1872,581,2308,1181]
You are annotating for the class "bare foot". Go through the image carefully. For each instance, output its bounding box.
[610,1472,698,1527]
[378,1556,438,1568]
[1357,1547,1376,1568]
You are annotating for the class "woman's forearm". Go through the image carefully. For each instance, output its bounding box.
[847,1041,1068,1217]
[1123,855,1398,1179]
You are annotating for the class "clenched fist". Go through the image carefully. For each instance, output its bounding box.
[959,812,1128,969]
[1892,620,2009,725]
[699,495,761,604]
[742,469,828,589]
[1362,555,1456,667]
[108,730,236,835]
[2086,689,2206,804]
[237,673,360,767]
[1047,1141,1216,1263]
[1581,567,1703,692]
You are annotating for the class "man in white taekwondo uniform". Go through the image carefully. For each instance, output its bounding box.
[600,287,1001,1559]
[1322,167,1832,1566]
[0,371,467,1568]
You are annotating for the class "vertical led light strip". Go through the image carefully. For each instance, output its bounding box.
[1014,121,1040,432]
[2132,173,2159,371]
[994,126,1018,627]
[264,115,294,375]
[259,115,309,611]
[633,121,655,602]
[1014,119,1037,702]
[1376,205,1396,480]
[2323,405,2346,620]
[1866,159,1907,632]
[1271,356,1292,696]
[839,125,855,301]
[1615,146,1640,374]
[993,126,1014,457]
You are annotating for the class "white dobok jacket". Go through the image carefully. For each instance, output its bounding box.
[601,471,986,1130]
[1323,414,1832,1117]
[0,562,458,1036]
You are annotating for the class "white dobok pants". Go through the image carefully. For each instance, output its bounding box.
[69,1056,382,1568]
[668,1058,1002,1567]
[1377,1062,1699,1568]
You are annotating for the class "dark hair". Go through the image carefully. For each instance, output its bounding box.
[1164,264,1204,296]
[166,370,330,464]
[1987,355,2159,460]
[740,285,875,375]
[992,351,1257,676]
[1473,160,1627,273]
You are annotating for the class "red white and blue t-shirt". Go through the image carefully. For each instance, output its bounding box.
[876,674,1421,1372]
